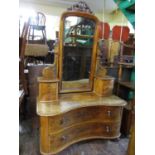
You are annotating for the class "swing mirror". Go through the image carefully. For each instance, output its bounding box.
[59,12,99,93]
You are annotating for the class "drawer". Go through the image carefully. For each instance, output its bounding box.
[94,77,114,97]
[49,106,122,132]
[49,122,121,153]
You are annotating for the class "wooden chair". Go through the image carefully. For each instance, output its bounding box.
[25,12,49,63]
[28,12,47,44]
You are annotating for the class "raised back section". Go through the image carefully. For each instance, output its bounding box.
[38,10,115,99]
[38,6,116,101]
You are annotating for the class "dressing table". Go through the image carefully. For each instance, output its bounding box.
[37,3,126,154]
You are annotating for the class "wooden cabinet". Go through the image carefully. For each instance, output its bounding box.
[27,65,49,116]
[94,76,114,96]
[37,3,127,155]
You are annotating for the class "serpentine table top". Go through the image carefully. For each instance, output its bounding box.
[37,92,127,116]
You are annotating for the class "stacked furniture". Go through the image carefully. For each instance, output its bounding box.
[27,64,50,116]
[24,12,49,64]
[19,20,30,98]
[37,2,127,155]
[117,39,135,136]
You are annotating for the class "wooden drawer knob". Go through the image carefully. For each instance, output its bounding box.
[107,110,112,116]
[60,117,68,125]
[106,126,111,133]
[60,135,67,141]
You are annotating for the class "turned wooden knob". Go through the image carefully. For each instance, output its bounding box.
[107,110,112,116]
[106,126,111,132]
[61,135,67,141]
[60,117,68,125]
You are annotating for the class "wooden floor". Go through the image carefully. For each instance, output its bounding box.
[19,116,129,155]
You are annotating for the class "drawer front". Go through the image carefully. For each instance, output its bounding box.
[49,106,122,132]
[49,122,121,153]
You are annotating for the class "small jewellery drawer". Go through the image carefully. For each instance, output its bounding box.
[49,106,122,132]
[39,82,58,101]
[49,122,121,153]
[94,77,114,97]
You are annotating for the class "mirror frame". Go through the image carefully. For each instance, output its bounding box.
[58,11,99,93]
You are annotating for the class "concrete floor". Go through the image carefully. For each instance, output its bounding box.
[19,116,129,155]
